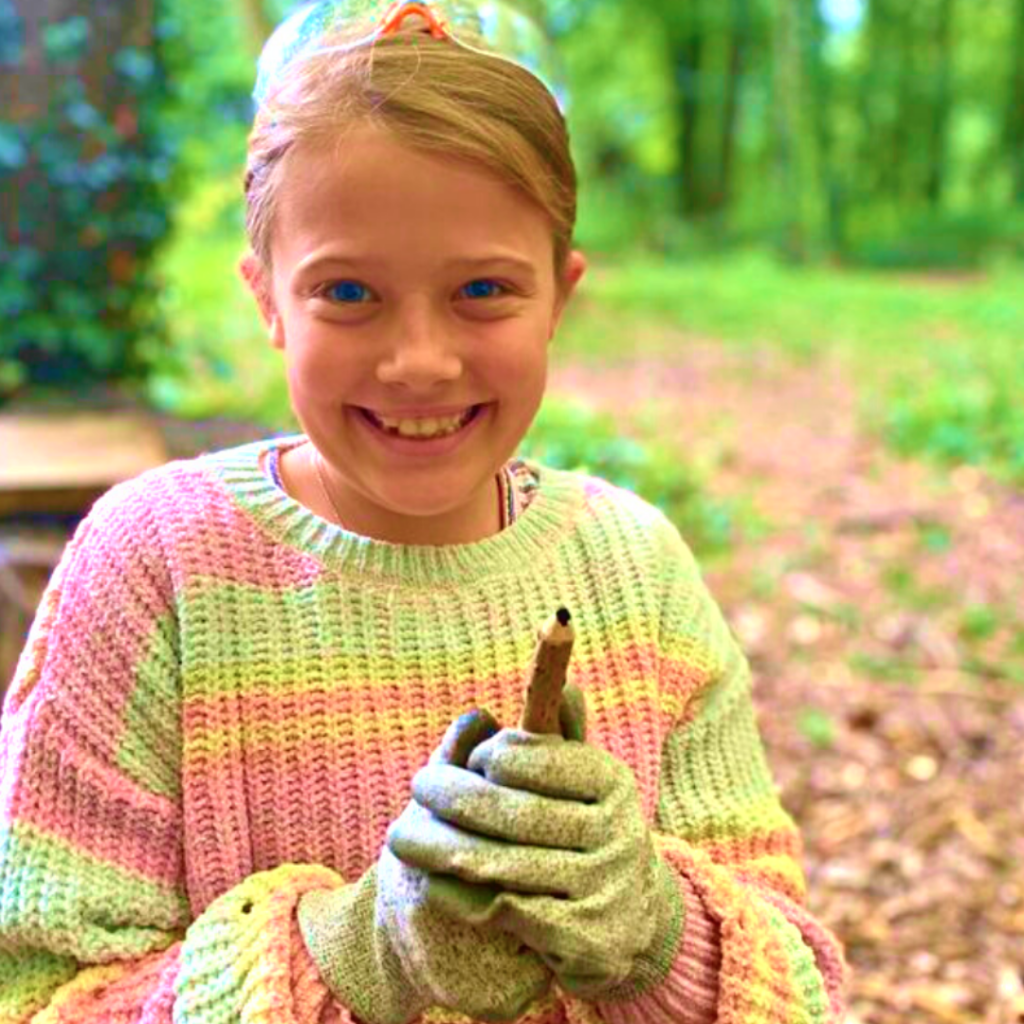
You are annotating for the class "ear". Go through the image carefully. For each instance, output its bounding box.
[548,249,588,341]
[239,252,285,349]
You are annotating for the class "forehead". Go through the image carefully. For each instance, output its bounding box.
[272,125,553,269]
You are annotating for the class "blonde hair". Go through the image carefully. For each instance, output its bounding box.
[244,32,577,290]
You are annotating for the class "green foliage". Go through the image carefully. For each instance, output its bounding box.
[879,345,1024,486]
[541,0,1024,265]
[797,706,837,750]
[147,174,289,427]
[842,209,1024,270]
[159,0,256,181]
[519,396,741,557]
[0,4,188,401]
[959,605,1000,643]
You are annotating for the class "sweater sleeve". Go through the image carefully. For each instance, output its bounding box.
[574,517,850,1024]
[0,487,348,1024]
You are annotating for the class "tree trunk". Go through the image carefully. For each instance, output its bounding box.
[892,3,916,205]
[806,0,846,257]
[715,0,747,212]
[856,2,882,204]
[925,0,956,208]
[773,0,816,260]
[1006,0,1024,202]
[670,15,705,217]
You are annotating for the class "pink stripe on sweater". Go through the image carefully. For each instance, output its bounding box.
[167,464,342,588]
[9,715,182,888]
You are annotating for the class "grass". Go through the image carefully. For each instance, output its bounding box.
[558,250,1024,488]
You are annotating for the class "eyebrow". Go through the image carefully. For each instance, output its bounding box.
[297,252,539,282]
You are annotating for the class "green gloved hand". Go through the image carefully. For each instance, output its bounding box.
[387,686,685,1003]
[297,709,553,1024]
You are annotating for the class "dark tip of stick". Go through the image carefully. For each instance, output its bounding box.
[556,607,571,626]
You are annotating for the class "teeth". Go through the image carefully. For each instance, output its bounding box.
[372,408,475,438]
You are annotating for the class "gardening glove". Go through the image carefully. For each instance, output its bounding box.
[297,709,553,1024]
[387,685,685,1003]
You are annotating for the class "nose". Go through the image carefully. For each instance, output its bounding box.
[375,302,463,389]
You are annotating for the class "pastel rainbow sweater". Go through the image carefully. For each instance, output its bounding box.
[0,435,849,1023]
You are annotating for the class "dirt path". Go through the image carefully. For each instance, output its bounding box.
[549,343,1024,1024]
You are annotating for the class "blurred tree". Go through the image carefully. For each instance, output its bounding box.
[1006,0,1024,203]
[925,0,956,207]
[237,0,276,57]
[805,0,847,255]
[718,0,749,212]
[772,0,822,260]
[858,0,960,211]
[0,0,181,400]
[650,0,765,220]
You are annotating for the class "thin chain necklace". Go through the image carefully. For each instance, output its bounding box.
[312,447,346,528]
[309,444,508,532]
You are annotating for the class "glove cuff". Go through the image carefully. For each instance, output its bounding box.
[297,865,425,1024]
[589,853,685,1004]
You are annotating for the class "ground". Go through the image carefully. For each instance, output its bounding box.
[549,342,1024,1024]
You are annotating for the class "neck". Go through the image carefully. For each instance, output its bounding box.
[302,444,505,546]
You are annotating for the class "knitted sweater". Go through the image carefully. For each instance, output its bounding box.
[0,435,849,1024]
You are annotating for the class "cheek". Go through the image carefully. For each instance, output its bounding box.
[285,337,358,400]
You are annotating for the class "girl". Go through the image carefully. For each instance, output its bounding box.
[0,2,849,1022]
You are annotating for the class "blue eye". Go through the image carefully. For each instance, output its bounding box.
[325,281,371,303]
[461,279,506,300]
[318,279,509,304]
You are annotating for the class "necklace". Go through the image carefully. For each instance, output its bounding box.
[312,447,346,528]
[309,444,508,533]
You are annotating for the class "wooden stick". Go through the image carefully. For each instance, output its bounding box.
[520,607,575,734]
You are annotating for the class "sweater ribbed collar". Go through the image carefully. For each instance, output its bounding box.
[204,434,586,586]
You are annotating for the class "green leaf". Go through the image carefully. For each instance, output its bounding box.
[797,707,837,750]
[42,16,90,61]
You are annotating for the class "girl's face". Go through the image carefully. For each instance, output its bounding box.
[242,125,586,545]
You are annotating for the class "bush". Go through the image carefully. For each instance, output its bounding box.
[0,6,186,402]
[520,396,742,557]
[842,208,1024,271]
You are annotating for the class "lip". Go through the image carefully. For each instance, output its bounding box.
[351,402,491,457]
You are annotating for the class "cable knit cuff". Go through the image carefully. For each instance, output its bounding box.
[174,862,346,1024]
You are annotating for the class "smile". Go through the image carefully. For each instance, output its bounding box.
[364,406,480,439]
[352,403,490,455]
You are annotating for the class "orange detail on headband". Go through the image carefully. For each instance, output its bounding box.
[379,1,451,40]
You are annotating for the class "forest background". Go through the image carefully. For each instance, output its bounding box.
[1,0,1023,506]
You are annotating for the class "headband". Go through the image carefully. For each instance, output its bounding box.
[252,0,569,113]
